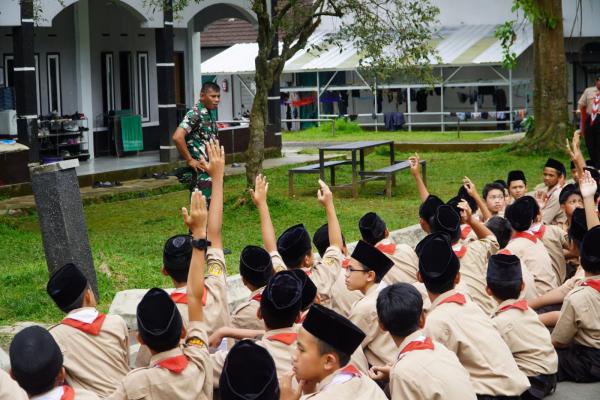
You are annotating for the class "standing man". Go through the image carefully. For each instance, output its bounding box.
[578,76,600,168]
[173,82,221,200]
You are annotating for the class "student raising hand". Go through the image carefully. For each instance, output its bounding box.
[579,170,599,229]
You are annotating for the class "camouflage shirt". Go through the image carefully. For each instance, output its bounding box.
[178,101,219,198]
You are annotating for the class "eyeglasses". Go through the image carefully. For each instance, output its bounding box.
[346,267,368,274]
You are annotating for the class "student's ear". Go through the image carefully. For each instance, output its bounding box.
[55,367,66,386]
[323,353,338,372]
[85,287,97,307]
[137,332,145,346]
[520,281,525,292]
[454,272,461,285]
[384,228,389,238]
[257,308,263,320]
[416,271,423,283]
[180,327,187,340]
[418,311,426,329]
[378,318,387,332]
[295,312,303,323]
[314,293,321,305]
[303,253,313,268]
[160,266,169,276]
[367,270,376,283]
[485,286,493,297]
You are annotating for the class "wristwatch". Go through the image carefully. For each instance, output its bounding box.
[191,238,211,250]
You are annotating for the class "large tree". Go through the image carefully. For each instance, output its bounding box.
[497,0,570,152]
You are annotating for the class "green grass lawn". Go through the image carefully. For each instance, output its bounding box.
[0,147,565,325]
[282,119,511,142]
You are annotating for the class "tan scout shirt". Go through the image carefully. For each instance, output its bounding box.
[49,309,129,397]
[492,299,558,376]
[535,224,569,284]
[536,184,567,227]
[271,246,344,309]
[0,369,27,400]
[329,267,363,317]
[424,289,530,396]
[107,321,212,400]
[201,248,231,337]
[453,235,499,316]
[390,330,476,400]
[301,365,388,400]
[374,238,419,284]
[348,284,397,367]
[578,86,600,112]
[551,275,600,349]
[230,287,264,331]
[506,236,558,295]
[558,267,586,297]
[30,386,100,400]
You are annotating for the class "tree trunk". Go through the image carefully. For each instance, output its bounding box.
[519,0,569,152]
[245,67,269,187]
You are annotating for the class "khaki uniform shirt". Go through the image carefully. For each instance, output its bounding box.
[424,289,530,396]
[348,284,397,367]
[30,386,100,400]
[374,238,419,284]
[535,183,567,227]
[506,236,558,295]
[390,330,476,400]
[49,308,130,397]
[271,246,344,309]
[536,224,569,284]
[211,326,297,387]
[107,321,212,399]
[459,224,478,245]
[551,275,600,349]
[0,369,27,400]
[492,299,558,376]
[301,366,388,400]
[453,235,499,316]
[230,287,264,331]
[201,248,231,336]
[329,266,363,317]
[558,267,586,297]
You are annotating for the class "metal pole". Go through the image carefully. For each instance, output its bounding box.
[374,77,378,132]
[316,72,321,127]
[509,68,513,131]
[407,86,412,132]
[440,67,444,132]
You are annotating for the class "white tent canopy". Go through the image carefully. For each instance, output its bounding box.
[200,24,533,75]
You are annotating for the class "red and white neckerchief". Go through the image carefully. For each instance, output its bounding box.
[530,223,546,240]
[592,90,600,123]
[32,385,75,400]
[61,309,106,336]
[498,299,529,313]
[461,225,473,240]
[267,332,297,345]
[498,248,513,255]
[452,243,467,258]
[323,364,361,389]
[156,354,189,374]
[302,267,312,277]
[580,279,600,293]
[376,242,396,255]
[250,292,262,302]
[398,335,434,360]
[438,293,466,306]
[170,288,208,305]
[512,230,538,243]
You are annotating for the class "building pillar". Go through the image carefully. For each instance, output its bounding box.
[187,27,202,106]
[155,0,178,162]
[12,0,39,164]
[74,0,95,158]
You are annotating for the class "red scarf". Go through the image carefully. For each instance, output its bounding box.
[498,299,529,313]
[62,313,106,336]
[267,333,297,345]
[251,293,262,302]
[170,290,208,305]
[461,226,473,240]
[512,231,537,243]
[438,293,466,306]
[339,364,361,377]
[592,90,600,123]
[157,355,189,374]
[376,242,396,255]
[342,258,351,269]
[453,244,467,258]
[60,385,74,400]
[498,248,513,255]
[533,225,546,240]
[399,337,434,355]
[580,279,600,293]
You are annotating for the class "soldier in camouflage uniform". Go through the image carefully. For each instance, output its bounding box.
[173,82,221,201]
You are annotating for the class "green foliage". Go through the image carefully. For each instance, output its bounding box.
[495,21,518,69]
[522,115,535,134]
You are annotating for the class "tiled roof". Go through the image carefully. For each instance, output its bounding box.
[201,19,257,48]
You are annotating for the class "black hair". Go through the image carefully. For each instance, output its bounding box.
[164,265,189,284]
[315,337,351,367]
[559,187,582,205]
[59,286,88,314]
[28,381,56,397]
[201,82,220,93]
[421,276,455,295]
[483,182,506,200]
[376,283,422,338]
[287,250,313,269]
[359,261,383,284]
[487,279,521,301]
[260,300,298,331]
[485,216,513,249]
[494,179,508,189]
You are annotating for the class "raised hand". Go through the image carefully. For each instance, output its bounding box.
[408,153,420,176]
[317,179,333,207]
[182,189,208,237]
[580,170,598,199]
[199,139,225,179]
[457,199,473,224]
[462,176,477,197]
[250,174,269,207]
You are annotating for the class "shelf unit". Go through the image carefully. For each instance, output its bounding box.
[38,117,90,162]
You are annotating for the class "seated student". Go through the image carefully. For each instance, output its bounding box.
[487,254,558,399]
[46,263,129,397]
[9,325,99,399]
[507,170,528,202]
[251,176,345,308]
[430,203,500,315]
[107,190,213,399]
[289,268,318,322]
[0,368,27,400]
[358,212,419,284]
[453,179,488,241]
[313,223,362,317]
[212,270,304,386]
[505,197,558,295]
[417,232,530,399]
[230,245,275,331]
[219,340,279,400]
[482,182,507,218]
[369,283,476,400]
[535,158,567,226]
[559,184,585,274]
[346,240,396,369]
[281,304,388,399]
[408,152,445,234]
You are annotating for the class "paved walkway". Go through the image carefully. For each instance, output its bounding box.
[0,147,339,213]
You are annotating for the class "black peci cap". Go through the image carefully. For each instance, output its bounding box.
[46,263,88,310]
[358,212,387,245]
[240,245,274,288]
[277,224,312,267]
[487,254,522,283]
[302,304,365,355]
[351,240,393,280]
[137,288,183,352]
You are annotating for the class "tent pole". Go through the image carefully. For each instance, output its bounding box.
[509,68,513,131]
[316,72,321,126]
[374,77,378,132]
[407,85,412,132]
[440,67,445,132]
